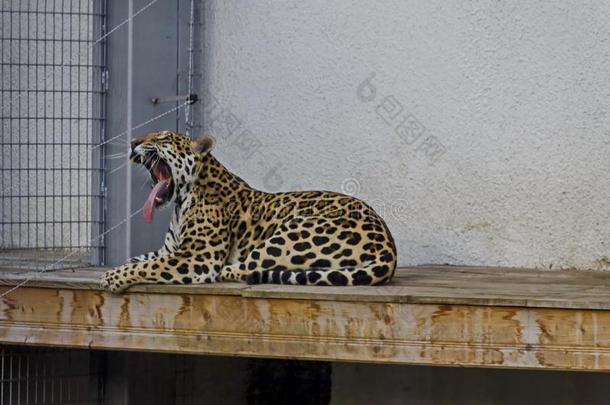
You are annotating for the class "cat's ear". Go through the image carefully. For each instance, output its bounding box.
[191,135,216,155]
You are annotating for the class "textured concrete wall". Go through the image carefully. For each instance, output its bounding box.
[200,0,610,270]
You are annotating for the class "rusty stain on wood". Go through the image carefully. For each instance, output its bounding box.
[1,266,610,371]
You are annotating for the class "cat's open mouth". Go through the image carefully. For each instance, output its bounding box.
[130,151,175,223]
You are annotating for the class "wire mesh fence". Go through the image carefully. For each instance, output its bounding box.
[0,346,105,405]
[0,0,107,267]
[183,0,203,137]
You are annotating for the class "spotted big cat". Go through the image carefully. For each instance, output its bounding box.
[100,131,397,292]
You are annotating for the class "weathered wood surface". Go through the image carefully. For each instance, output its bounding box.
[1,265,610,309]
[1,265,610,371]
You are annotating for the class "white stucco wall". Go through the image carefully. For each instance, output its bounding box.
[201,0,610,270]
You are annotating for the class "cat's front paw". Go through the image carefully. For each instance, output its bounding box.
[100,266,134,293]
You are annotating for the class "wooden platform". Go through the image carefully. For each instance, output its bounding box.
[1,265,610,371]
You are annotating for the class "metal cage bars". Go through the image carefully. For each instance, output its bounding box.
[0,1,107,266]
[0,346,105,405]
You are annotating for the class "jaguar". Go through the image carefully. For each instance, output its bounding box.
[100,131,397,292]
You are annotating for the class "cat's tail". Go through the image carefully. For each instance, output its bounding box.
[246,261,394,286]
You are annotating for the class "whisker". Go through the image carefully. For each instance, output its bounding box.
[140,177,151,190]
[139,154,160,190]
[106,153,128,160]
[144,153,159,168]
[100,138,129,146]
[107,162,127,176]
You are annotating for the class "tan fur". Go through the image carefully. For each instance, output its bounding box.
[101,132,396,292]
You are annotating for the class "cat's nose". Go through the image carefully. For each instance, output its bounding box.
[129,139,145,162]
[130,138,143,149]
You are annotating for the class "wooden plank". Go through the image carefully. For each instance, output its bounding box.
[1,265,610,309]
[0,267,248,296]
[2,286,610,371]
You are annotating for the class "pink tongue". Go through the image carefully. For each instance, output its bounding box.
[143,180,169,224]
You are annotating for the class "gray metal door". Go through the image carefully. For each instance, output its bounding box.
[104,0,203,266]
